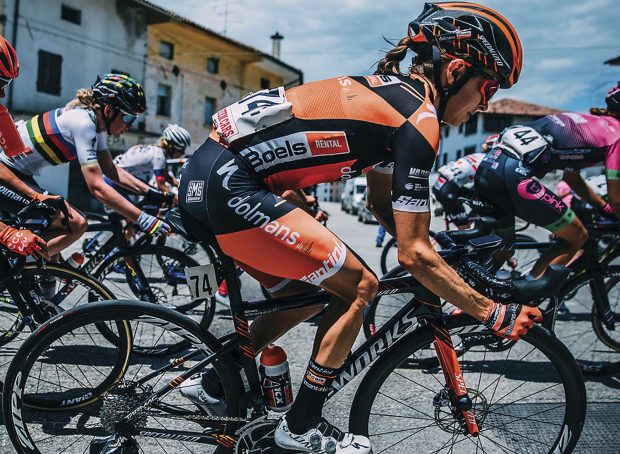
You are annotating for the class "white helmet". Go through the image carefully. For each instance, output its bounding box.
[163,124,192,151]
[497,125,551,164]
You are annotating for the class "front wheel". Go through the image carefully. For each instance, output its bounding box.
[350,318,586,453]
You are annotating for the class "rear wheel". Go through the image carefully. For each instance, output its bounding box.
[2,300,242,454]
[350,319,586,453]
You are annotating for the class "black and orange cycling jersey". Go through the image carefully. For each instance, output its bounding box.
[180,74,440,289]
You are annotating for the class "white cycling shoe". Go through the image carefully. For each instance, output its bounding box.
[274,415,371,454]
[179,373,226,416]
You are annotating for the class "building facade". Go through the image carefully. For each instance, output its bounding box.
[436,98,562,168]
[0,0,302,209]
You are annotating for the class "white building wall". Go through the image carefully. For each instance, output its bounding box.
[3,0,147,115]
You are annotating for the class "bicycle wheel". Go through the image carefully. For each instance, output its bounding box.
[510,233,542,276]
[93,245,216,355]
[350,318,586,453]
[380,237,398,275]
[554,265,620,375]
[3,300,243,454]
[0,263,116,395]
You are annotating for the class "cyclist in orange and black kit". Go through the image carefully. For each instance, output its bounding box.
[179,3,536,452]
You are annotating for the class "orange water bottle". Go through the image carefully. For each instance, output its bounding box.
[259,344,293,411]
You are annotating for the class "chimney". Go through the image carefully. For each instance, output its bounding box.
[270,32,284,59]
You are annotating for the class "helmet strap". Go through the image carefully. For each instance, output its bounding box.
[102,107,118,135]
[432,45,472,121]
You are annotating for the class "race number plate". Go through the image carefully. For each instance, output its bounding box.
[185,264,218,301]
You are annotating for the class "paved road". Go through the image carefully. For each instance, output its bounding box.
[0,201,618,452]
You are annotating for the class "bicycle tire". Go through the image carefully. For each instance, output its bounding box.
[380,237,398,275]
[0,263,116,397]
[350,318,586,454]
[2,300,242,454]
[555,265,620,375]
[93,245,216,355]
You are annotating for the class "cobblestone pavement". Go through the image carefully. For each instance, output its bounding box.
[0,201,617,452]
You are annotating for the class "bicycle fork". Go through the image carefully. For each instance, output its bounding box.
[430,319,480,436]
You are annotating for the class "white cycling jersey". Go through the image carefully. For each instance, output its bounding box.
[436,153,485,188]
[113,144,167,183]
[0,107,107,176]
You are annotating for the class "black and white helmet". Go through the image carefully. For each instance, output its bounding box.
[162,124,191,151]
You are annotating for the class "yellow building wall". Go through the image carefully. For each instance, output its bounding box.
[144,22,291,151]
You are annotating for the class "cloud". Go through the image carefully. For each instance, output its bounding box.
[150,0,620,112]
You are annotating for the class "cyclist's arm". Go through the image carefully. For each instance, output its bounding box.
[281,189,314,214]
[98,151,152,195]
[395,210,493,320]
[390,117,492,321]
[0,161,41,201]
[81,164,141,220]
[366,169,396,237]
[563,170,605,208]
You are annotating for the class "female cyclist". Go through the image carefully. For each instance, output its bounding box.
[0,73,170,257]
[475,82,620,278]
[109,123,191,197]
[179,3,533,452]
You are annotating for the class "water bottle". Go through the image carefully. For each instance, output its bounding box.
[259,344,293,412]
[66,251,84,268]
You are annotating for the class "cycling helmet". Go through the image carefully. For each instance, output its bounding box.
[605,81,620,113]
[481,133,499,152]
[497,125,551,165]
[0,35,19,79]
[408,2,523,89]
[92,74,146,114]
[162,124,192,150]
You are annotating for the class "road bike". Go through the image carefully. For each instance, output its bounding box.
[2,215,586,453]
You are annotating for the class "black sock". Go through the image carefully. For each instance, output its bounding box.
[286,359,338,434]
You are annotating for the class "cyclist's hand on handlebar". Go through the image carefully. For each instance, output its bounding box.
[598,203,619,221]
[30,193,68,215]
[0,225,49,260]
[314,209,329,223]
[482,301,542,341]
[136,211,171,237]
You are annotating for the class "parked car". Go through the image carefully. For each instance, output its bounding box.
[341,177,367,214]
[356,192,377,224]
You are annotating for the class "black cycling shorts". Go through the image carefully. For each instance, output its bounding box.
[475,151,575,235]
[179,139,352,291]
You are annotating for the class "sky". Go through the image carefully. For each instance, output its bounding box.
[150,0,620,113]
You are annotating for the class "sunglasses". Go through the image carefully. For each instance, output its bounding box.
[117,108,138,126]
[479,76,499,105]
[0,77,13,90]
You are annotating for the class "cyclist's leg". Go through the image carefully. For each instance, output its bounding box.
[605,145,620,217]
[509,177,587,277]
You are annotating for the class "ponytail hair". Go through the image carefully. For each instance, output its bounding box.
[590,106,620,119]
[65,88,101,111]
[375,36,468,81]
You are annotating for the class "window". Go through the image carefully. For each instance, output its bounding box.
[157,84,171,116]
[37,50,62,96]
[61,5,81,25]
[464,114,478,136]
[260,77,270,89]
[456,150,462,159]
[443,126,450,138]
[207,57,219,74]
[458,123,464,134]
[442,153,448,166]
[483,115,513,133]
[204,96,216,125]
[464,145,476,155]
[159,40,174,60]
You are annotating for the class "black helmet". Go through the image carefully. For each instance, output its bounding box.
[408,2,523,89]
[92,73,146,114]
[606,81,620,113]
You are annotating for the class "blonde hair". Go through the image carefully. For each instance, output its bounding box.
[64,88,101,111]
[376,36,466,78]
[590,106,620,119]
